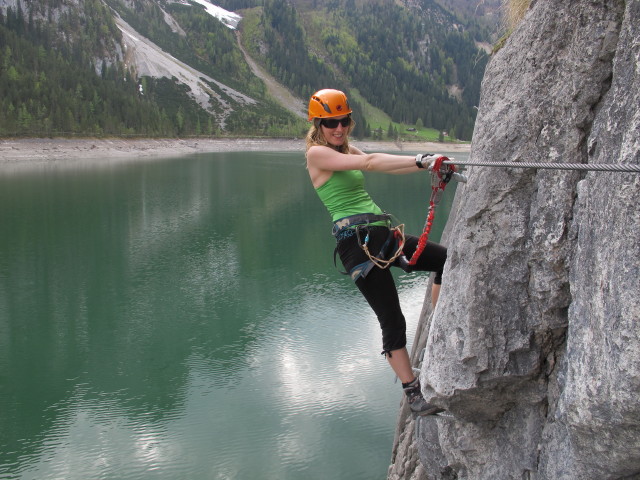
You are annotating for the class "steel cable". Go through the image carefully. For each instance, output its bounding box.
[443,160,640,173]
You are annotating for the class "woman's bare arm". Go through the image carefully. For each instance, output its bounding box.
[307,145,421,174]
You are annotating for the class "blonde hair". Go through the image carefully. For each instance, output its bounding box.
[305,118,354,154]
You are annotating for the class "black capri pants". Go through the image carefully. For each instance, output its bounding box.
[335,226,447,355]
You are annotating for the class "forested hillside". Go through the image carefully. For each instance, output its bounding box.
[0,0,490,140]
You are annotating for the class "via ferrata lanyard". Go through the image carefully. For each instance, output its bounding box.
[407,155,459,266]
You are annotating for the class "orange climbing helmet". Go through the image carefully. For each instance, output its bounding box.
[308,89,352,121]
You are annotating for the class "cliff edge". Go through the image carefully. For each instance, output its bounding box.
[389,1,640,478]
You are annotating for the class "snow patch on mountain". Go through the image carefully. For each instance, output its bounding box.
[187,0,241,29]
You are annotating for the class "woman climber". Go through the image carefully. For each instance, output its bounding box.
[305,88,447,416]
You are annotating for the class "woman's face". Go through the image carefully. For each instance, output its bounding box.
[320,115,350,148]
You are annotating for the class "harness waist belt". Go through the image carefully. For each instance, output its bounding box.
[332,213,391,234]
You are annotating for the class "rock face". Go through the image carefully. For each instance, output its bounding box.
[389,1,640,479]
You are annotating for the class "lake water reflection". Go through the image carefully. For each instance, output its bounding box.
[0,149,465,480]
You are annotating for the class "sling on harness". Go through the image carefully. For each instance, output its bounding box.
[356,222,405,270]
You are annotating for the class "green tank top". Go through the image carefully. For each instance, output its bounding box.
[315,170,384,222]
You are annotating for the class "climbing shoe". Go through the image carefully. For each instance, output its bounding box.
[403,377,444,416]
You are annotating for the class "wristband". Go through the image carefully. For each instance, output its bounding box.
[415,154,425,169]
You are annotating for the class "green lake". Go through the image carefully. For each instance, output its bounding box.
[0,149,465,479]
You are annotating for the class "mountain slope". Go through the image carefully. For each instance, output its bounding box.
[234,29,306,119]
[115,12,257,129]
[0,0,489,139]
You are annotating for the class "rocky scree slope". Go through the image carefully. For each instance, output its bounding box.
[389,0,640,479]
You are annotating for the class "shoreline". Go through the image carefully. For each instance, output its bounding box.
[0,137,470,166]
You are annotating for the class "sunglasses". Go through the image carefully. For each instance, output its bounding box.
[319,116,352,128]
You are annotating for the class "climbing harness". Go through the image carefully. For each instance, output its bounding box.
[332,213,391,232]
[332,213,405,280]
[401,155,465,267]
[443,159,640,173]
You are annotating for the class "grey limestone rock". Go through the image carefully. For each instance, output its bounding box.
[389,0,640,478]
